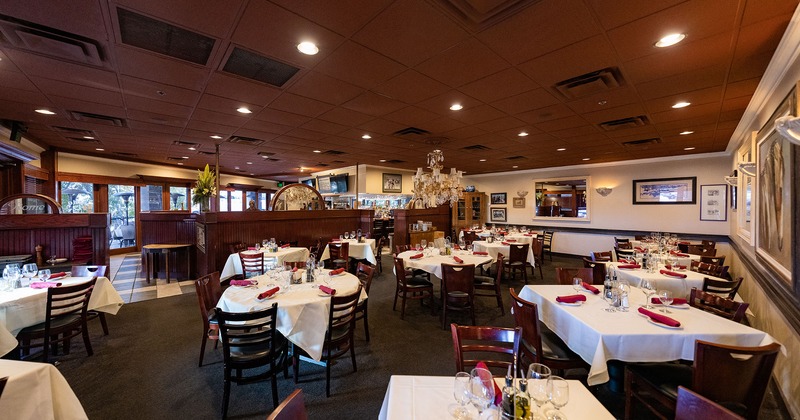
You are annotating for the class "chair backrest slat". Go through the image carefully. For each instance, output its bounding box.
[689,288,748,322]
[450,323,521,375]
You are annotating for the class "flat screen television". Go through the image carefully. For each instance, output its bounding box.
[317,175,348,194]
[301,178,316,188]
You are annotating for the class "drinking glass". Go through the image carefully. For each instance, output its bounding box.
[350,231,356,239]
[545,376,569,420]
[528,363,552,419]
[453,372,472,419]
[617,281,631,312]
[420,239,427,249]
[415,243,421,251]
[641,279,656,309]
[657,289,673,313]
[572,277,582,293]
[38,269,51,282]
[469,368,495,415]
[604,287,619,312]
[2,265,21,291]
[21,263,37,287]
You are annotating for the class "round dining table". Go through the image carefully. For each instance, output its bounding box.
[216,269,364,361]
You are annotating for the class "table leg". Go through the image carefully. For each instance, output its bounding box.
[163,249,171,283]
[144,250,151,283]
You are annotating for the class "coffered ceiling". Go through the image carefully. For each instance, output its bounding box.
[0,0,796,180]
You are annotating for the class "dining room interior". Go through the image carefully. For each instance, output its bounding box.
[1,0,800,419]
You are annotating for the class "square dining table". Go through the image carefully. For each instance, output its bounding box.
[219,247,311,280]
[519,285,777,386]
[320,238,377,265]
[396,249,493,279]
[472,240,536,266]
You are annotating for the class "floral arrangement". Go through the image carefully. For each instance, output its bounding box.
[192,164,217,206]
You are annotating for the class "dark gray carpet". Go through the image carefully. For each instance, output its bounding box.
[52,255,789,419]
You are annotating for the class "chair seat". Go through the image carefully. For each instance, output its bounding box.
[405,277,433,287]
[626,363,692,399]
[329,325,350,343]
[446,291,470,299]
[505,261,525,267]
[474,275,495,286]
[19,314,81,335]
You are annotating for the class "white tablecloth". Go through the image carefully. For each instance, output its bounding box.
[472,240,536,266]
[220,248,311,280]
[607,262,723,299]
[503,233,537,244]
[0,359,88,420]
[378,375,614,420]
[320,239,377,265]
[216,270,364,361]
[0,276,124,357]
[518,285,776,386]
[396,250,493,279]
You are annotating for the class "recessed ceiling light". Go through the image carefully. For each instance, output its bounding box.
[655,33,686,48]
[250,173,254,176]
[300,168,304,172]
[362,134,371,140]
[582,158,590,161]
[597,100,608,106]
[518,131,529,137]
[246,162,252,165]
[512,165,519,169]
[181,156,189,159]
[450,104,463,111]
[261,155,269,158]
[557,148,566,152]
[83,136,94,140]
[297,41,319,55]
[234,166,240,170]
[236,107,252,114]
[188,146,197,151]
[178,162,184,166]
[210,135,222,139]
[479,159,487,162]
[679,130,694,135]
[95,148,104,151]
[313,150,321,153]
[35,109,55,115]
[684,147,696,151]
[672,101,691,109]
[379,159,387,162]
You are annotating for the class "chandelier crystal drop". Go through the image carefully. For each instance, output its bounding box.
[411,149,463,208]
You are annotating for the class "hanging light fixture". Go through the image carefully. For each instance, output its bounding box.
[411,149,463,208]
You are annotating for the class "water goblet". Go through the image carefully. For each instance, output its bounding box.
[38,269,51,282]
[657,289,674,313]
[572,277,583,293]
[21,263,37,287]
[617,281,631,312]
[528,363,552,419]
[469,368,495,416]
[420,239,427,249]
[544,376,569,420]
[603,287,619,312]
[640,279,656,309]
[2,265,21,291]
[452,372,472,419]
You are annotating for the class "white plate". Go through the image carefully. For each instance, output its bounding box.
[647,317,683,329]
[52,258,68,264]
[328,271,346,277]
[668,303,690,309]
[557,300,583,306]
[317,291,333,297]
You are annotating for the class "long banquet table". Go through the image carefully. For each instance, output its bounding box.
[0,276,124,357]
[320,238,377,265]
[379,375,614,420]
[216,269,364,361]
[219,247,311,280]
[519,285,776,386]
[0,359,88,419]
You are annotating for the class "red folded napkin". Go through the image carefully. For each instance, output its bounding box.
[475,362,503,406]
[660,269,687,278]
[664,264,686,270]
[473,251,489,256]
[679,241,690,245]
[247,247,257,250]
[49,272,68,280]
[634,246,646,252]
[556,294,587,303]
[651,297,687,305]
[581,282,600,294]
[280,243,290,248]
[638,307,681,327]
[501,242,510,245]
[505,239,516,242]
[291,267,298,272]
[453,244,461,250]
[331,238,341,242]
[329,268,345,275]
[230,280,255,286]
[453,256,464,263]
[409,253,424,259]
[619,258,634,264]
[670,251,689,257]
[257,287,279,299]
[617,264,641,269]
[30,281,62,289]
[319,285,336,295]
[523,234,533,237]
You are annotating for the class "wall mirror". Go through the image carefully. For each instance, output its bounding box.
[533,177,590,221]
[270,183,324,211]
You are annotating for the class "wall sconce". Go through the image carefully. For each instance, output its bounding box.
[775,116,800,145]
[737,162,756,177]
[595,187,613,197]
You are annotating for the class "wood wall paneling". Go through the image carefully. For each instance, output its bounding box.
[0,213,109,267]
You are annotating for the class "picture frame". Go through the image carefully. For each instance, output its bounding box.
[632,177,697,204]
[490,207,507,222]
[699,184,727,221]
[490,193,507,205]
[512,197,525,208]
[382,173,402,193]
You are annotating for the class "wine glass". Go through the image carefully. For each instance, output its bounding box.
[641,279,656,309]
[38,269,51,282]
[469,367,495,416]
[657,289,673,313]
[2,264,21,291]
[545,376,569,420]
[21,263,37,287]
[528,363,552,419]
[617,281,631,312]
[452,372,472,419]
[420,239,427,250]
[572,277,582,293]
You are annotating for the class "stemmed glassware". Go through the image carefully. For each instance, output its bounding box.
[452,372,472,419]
[469,367,495,416]
[528,363,552,419]
[657,289,673,313]
[2,264,21,291]
[38,269,51,282]
[641,279,656,309]
[572,277,582,293]
[604,285,619,312]
[420,239,427,250]
[544,376,569,420]
[21,263,37,287]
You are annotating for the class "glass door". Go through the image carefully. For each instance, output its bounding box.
[109,185,136,251]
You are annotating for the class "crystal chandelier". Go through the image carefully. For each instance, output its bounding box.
[411,149,463,208]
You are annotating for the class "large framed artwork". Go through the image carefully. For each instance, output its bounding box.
[490,193,507,205]
[632,177,697,204]
[490,207,507,222]
[382,173,402,193]
[755,89,795,286]
[699,184,727,221]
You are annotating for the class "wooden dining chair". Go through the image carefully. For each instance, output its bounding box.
[687,244,717,256]
[71,265,109,335]
[701,240,717,249]
[450,324,521,375]
[625,340,781,420]
[530,237,545,279]
[392,257,435,320]
[690,261,726,278]
[354,262,375,341]
[615,246,635,261]
[700,255,726,266]
[17,278,97,363]
[688,288,749,323]
[582,257,606,285]
[441,263,476,329]
[554,267,595,286]
[227,241,247,255]
[266,389,308,420]
[373,236,385,273]
[591,251,613,262]
[508,288,586,376]
[293,285,362,397]
[473,254,505,315]
[503,243,530,283]
[216,304,283,419]
[463,230,478,246]
[542,231,554,261]
[702,277,743,300]
[675,386,744,420]
[327,241,350,270]
[239,251,265,278]
[194,272,222,367]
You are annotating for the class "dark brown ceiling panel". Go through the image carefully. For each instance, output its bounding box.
[117,8,214,66]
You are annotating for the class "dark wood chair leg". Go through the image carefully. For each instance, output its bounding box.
[400,293,407,320]
[98,313,109,335]
[198,332,208,367]
[363,307,370,341]
[82,325,93,356]
[222,375,231,419]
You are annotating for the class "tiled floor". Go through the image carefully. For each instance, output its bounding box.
[109,253,195,303]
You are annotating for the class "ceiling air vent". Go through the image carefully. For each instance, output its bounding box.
[553,67,623,100]
[0,13,105,67]
[223,47,299,87]
[52,126,95,136]
[117,8,214,65]
[66,137,100,144]
[393,127,430,136]
[197,150,215,155]
[227,136,264,146]
[431,0,542,32]
[172,140,200,149]
[265,158,280,162]
[505,155,526,160]
[597,115,649,131]
[317,163,329,167]
[463,144,491,151]
[321,150,345,155]
[622,138,661,147]
[68,111,127,127]
[166,156,188,161]
[114,152,137,157]
[331,160,346,164]
[423,136,449,145]
[384,159,405,164]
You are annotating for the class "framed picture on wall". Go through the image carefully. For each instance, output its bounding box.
[490,207,507,222]
[490,193,507,204]
[382,173,402,193]
[512,197,525,208]
[632,177,697,204]
[699,184,727,221]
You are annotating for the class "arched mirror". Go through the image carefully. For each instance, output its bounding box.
[270,183,324,211]
[533,177,590,221]
[0,194,61,215]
